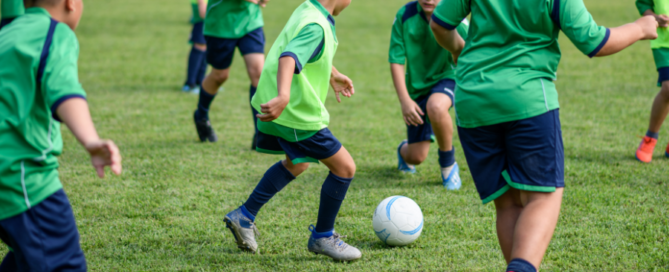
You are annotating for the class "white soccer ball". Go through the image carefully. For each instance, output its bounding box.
[372,196,424,246]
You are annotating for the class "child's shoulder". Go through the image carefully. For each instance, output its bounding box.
[395,1,419,23]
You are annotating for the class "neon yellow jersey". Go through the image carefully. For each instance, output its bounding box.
[653,0,669,48]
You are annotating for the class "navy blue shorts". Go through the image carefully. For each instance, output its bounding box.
[458,109,565,204]
[406,79,455,144]
[0,189,86,271]
[189,21,206,45]
[205,27,265,70]
[256,128,342,164]
[658,67,669,86]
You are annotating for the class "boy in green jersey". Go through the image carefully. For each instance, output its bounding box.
[0,0,122,270]
[430,0,657,270]
[635,0,669,163]
[182,0,208,94]
[389,0,467,190]
[192,0,268,149]
[0,0,24,29]
[223,0,361,261]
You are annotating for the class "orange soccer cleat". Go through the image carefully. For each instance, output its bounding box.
[636,136,658,163]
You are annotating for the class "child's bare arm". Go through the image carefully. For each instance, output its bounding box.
[643,9,669,27]
[198,0,207,19]
[430,20,466,64]
[330,66,354,103]
[257,56,294,122]
[56,98,122,178]
[390,63,424,126]
[595,16,658,57]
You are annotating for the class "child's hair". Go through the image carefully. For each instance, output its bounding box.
[24,0,63,8]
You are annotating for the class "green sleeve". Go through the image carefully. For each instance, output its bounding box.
[388,8,406,64]
[431,0,470,30]
[281,23,324,74]
[42,24,86,119]
[636,0,654,15]
[558,0,610,57]
[1,0,25,18]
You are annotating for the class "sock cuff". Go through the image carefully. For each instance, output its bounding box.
[327,172,353,184]
[438,146,456,168]
[322,172,353,201]
[506,258,536,272]
[275,161,296,180]
[250,85,257,91]
[240,205,256,221]
[647,130,660,140]
[200,88,216,98]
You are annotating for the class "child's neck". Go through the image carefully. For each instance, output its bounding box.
[317,0,336,15]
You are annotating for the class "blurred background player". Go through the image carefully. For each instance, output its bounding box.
[389,0,467,190]
[0,0,122,270]
[635,0,669,163]
[430,0,657,270]
[0,0,24,30]
[182,0,209,94]
[192,0,268,149]
[222,0,361,261]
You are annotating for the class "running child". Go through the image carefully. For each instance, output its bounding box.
[192,0,268,149]
[0,0,122,270]
[389,0,467,190]
[223,0,360,261]
[635,0,669,163]
[430,0,657,270]
[0,0,24,30]
[182,0,208,94]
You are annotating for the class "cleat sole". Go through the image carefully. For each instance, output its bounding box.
[224,217,255,253]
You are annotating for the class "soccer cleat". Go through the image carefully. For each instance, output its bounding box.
[182,84,195,92]
[666,144,669,158]
[307,225,362,262]
[193,111,218,142]
[635,136,657,163]
[190,85,200,94]
[397,140,416,174]
[442,162,461,190]
[224,207,260,253]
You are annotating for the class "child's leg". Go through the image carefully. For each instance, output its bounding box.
[185,43,207,88]
[426,92,454,153]
[648,81,669,134]
[509,189,563,268]
[400,141,431,165]
[243,53,264,137]
[195,44,208,86]
[242,156,309,218]
[493,188,523,262]
[316,146,355,233]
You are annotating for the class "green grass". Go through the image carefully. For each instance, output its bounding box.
[6,0,669,270]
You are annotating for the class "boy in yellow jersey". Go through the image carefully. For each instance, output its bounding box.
[222,0,361,261]
[0,0,122,269]
[636,0,669,163]
[0,0,24,29]
[182,0,208,94]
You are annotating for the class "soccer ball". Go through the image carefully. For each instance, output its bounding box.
[372,196,423,246]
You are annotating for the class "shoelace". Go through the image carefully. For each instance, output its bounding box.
[331,233,348,248]
[249,220,261,237]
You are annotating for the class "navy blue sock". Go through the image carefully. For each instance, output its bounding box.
[646,130,660,140]
[185,47,206,86]
[506,258,536,272]
[438,147,456,168]
[243,161,296,217]
[249,85,259,133]
[195,87,216,120]
[0,251,17,271]
[196,52,208,86]
[315,172,353,233]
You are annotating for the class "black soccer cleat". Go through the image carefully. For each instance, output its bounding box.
[193,111,218,142]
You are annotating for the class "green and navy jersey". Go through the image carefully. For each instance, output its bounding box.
[637,0,669,48]
[432,0,609,128]
[252,0,337,134]
[0,8,86,220]
[1,0,24,19]
[389,1,469,100]
[190,0,208,24]
[204,0,263,39]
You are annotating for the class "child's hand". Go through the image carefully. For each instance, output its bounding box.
[655,14,669,27]
[400,99,424,126]
[637,16,659,40]
[245,0,268,7]
[330,72,355,103]
[85,140,122,178]
[257,96,289,122]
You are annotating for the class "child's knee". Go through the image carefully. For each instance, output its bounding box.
[661,82,669,97]
[210,69,229,83]
[426,100,451,120]
[193,43,207,51]
[334,161,356,178]
[283,160,309,176]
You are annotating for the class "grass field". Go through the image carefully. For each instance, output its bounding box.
[4,0,669,270]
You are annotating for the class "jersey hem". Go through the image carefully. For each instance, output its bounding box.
[203,26,263,40]
[456,106,560,128]
[0,183,62,221]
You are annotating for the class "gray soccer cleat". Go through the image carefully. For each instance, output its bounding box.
[224,207,259,253]
[307,225,362,261]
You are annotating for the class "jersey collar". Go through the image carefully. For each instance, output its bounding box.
[25,7,52,17]
[309,0,335,26]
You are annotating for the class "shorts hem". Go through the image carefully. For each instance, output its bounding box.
[256,147,285,155]
[482,185,510,204]
[291,157,319,164]
[502,171,557,193]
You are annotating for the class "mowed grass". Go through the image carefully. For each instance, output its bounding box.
[4,0,668,270]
